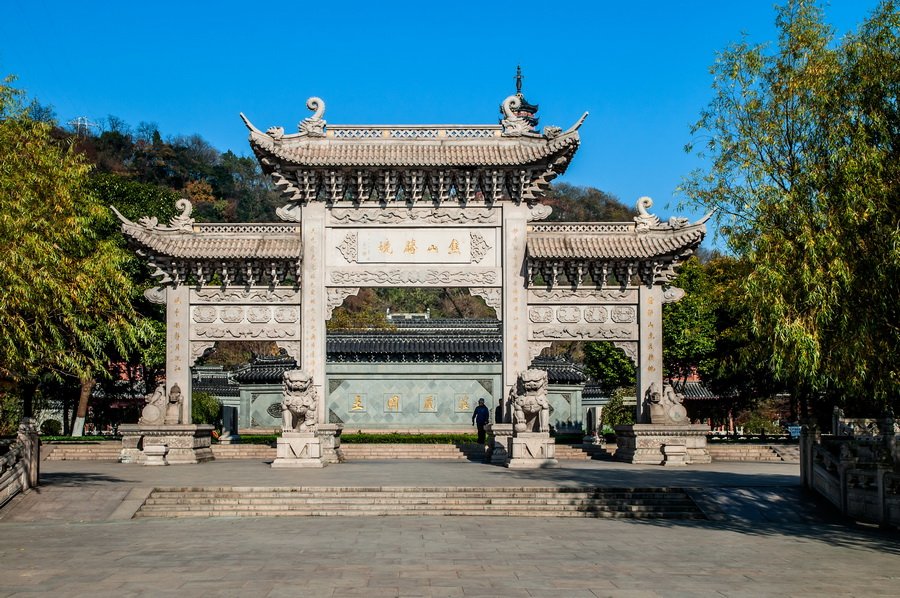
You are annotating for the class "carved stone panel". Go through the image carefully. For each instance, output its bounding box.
[329,268,500,287]
[528,307,553,323]
[189,303,301,341]
[556,306,581,323]
[610,307,636,323]
[528,325,637,341]
[584,307,608,323]
[527,289,638,305]
[329,207,499,226]
[190,288,300,304]
[326,227,498,268]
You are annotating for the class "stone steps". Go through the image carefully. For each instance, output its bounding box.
[44,442,121,461]
[707,445,785,462]
[134,486,705,519]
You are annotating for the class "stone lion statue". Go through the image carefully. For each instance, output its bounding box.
[512,369,550,433]
[281,370,317,433]
[139,383,167,426]
[645,382,687,425]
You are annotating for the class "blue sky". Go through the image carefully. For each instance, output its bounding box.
[0,1,884,235]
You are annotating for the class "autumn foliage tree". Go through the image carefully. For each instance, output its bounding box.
[0,76,151,427]
[683,0,900,416]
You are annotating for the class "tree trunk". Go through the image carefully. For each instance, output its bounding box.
[21,379,37,420]
[71,378,96,437]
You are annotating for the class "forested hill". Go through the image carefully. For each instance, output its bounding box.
[55,115,636,225]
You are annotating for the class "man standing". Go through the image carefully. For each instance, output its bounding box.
[472,398,490,444]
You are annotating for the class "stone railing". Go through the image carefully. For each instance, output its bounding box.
[0,419,40,509]
[800,421,899,528]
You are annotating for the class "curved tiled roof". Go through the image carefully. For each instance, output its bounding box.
[231,353,298,383]
[247,128,580,169]
[530,356,588,384]
[117,219,302,260]
[526,222,706,261]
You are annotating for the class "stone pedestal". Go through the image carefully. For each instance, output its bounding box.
[614,424,711,465]
[144,445,169,466]
[119,424,215,465]
[317,424,343,464]
[271,432,325,468]
[506,432,558,469]
[487,423,513,465]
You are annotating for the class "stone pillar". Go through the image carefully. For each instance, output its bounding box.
[636,284,663,423]
[17,418,39,489]
[501,204,530,420]
[301,203,327,423]
[166,285,192,423]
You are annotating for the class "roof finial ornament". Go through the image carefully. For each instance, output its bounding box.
[515,65,524,95]
[298,97,327,137]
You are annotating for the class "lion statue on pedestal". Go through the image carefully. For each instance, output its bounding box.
[645,382,687,425]
[281,370,318,433]
[512,369,550,433]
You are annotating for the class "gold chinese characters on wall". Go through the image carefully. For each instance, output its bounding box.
[385,394,401,412]
[419,394,437,413]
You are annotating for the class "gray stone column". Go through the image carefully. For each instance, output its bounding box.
[166,285,192,423]
[501,203,530,418]
[301,202,327,423]
[636,284,663,423]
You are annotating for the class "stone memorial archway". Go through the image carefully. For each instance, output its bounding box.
[116,90,709,467]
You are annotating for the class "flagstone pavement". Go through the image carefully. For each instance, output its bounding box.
[1,459,898,597]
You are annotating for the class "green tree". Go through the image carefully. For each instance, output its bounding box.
[0,76,150,420]
[682,1,900,417]
[583,343,636,395]
[662,257,717,384]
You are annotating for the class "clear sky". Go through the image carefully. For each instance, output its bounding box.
[0,0,884,233]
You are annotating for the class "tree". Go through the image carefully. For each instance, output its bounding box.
[583,343,636,395]
[544,183,635,222]
[0,76,150,422]
[682,1,900,417]
[662,257,717,384]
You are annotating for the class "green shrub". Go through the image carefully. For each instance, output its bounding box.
[602,389,635,430]
[191,392,222,426]
[40,419,62,435]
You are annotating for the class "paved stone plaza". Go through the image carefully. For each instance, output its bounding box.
[1,459,898,597]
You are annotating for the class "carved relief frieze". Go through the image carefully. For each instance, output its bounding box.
[527,288,637,305]
[469,232,491,264]
[194,326,297,340]
[330,269,498,286]
[274,307,300,323]
[325,287,361,319]
[583,306,608,323]
[336,232,358,263]
[220,307,245,323]
[556,306,581,323]
[610,307,636,323]
[469,287,502,320]
[330,207,498,225]
[528,307,553,323]
[192,306,217,323]
[246,307,272,323]
[191,288,300,304]
[529,326,636,341]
